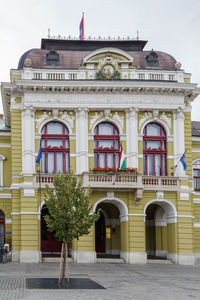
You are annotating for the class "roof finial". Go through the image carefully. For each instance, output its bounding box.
[48,28,51,39]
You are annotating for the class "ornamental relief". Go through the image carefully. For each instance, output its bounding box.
[193,159,200,169]
[35,111,75,131]
[89,111,124,132]
[139,111,172,133]
[35,112,49,129]
[89,112,103,130]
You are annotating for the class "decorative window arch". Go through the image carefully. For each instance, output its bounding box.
[41,121,69,174]
[0,210,5,245]
[94,122,120,168]
[143,122,167,176]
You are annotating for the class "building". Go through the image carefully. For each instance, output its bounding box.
[0,37,200,265]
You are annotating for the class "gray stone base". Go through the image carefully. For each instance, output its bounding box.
[12,251,20,262]
[20,251,41,263]
[129,252,147,264]
[12,251,41,263]
[72,251,97,263]
[120,251,129,263]
[168,253,195,265]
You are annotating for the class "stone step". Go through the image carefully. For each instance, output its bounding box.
[147,259,174,264]
[42,257,73,263]
[97,258,125,263]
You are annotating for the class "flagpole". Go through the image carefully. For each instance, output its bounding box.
[82,12,84,40]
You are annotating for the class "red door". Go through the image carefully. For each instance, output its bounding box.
[95,212,105,253]
[41,208,62,252]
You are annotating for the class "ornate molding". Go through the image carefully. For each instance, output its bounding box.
[61,111,75,129]
[160,112,171,130]
[112,112,124,130]
[139,112,152,130]
[89,112,103,130]
[35,112,49,129]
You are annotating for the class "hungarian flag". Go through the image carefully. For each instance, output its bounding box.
[118,143,126,170]
[79,13,84,40]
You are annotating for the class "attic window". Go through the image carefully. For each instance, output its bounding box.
[46,50,60,66]
[146,51,159,66]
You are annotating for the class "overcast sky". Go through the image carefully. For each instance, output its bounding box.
[0,0,200,120]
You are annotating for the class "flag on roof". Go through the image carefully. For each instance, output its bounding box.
[118,143,126,170]
[79,13,84,40]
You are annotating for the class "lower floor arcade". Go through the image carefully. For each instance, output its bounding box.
[1,190,199,265]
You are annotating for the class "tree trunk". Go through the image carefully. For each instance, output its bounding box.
[59,242,65,284]
[66,242,69,284]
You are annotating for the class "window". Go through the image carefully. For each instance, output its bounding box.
[41,122,69,173]
[146,51,159,66]
[193,169,200,190]
[46,50,60,66]
[143,122,167,176]
[0,210,5,245]
[94,122,120,168]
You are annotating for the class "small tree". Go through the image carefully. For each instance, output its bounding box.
[44,173,100,285]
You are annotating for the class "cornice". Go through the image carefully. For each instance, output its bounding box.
[1,79,199,127]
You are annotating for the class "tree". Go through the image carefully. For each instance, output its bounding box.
[44,173,100,285]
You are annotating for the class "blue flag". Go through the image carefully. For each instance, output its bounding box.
[180,150,187,171]
[36,141,42,165]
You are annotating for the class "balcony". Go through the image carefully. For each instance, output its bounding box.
[34,172,180,192]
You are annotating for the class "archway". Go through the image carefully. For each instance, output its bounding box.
[95,202,121,258]
[145,199,177,261]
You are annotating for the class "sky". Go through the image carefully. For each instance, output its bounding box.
[0,0,200,120]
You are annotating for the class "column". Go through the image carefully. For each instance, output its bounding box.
[21,106,35,175]
[174,109,185,177]
[126,107,138,168]
[76,108,88,174]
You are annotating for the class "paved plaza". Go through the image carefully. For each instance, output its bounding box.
[0,261,200,300]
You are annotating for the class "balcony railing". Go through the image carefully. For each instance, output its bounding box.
[34,172,180,192]
[142,176,179,191]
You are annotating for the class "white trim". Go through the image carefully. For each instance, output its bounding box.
[140,118,171,137]
[193,198,200,204]
[11,212,39,215]
[0,193,11,199]
[82,47,134,64]
[177,215,194,219]
[194,222,200,228]
[37,116,73,135]
[0,143,11,147]
[90,117,123,136]
[38,200,45,220]
[192,148,200,152]
[71,251,97,263]
[93,197,128,222]
[5,218,12,224]
[144,198,177,224]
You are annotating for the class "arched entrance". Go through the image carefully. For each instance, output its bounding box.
[145,199,177,261]
[41,205,62,254]
[95,203,121,258]
[0,210,5,246]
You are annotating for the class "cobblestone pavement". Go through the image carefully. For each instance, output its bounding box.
[0,262,200,300]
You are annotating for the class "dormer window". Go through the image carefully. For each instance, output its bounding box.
[146,51,159,67]
[46,50,60,66]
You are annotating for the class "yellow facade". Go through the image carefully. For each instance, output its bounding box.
[0,36,200,265]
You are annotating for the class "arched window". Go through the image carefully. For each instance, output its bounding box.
[94,122,120,168]
[41,122,69,173]
[143,122,167,176]
[0,210,5,245]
